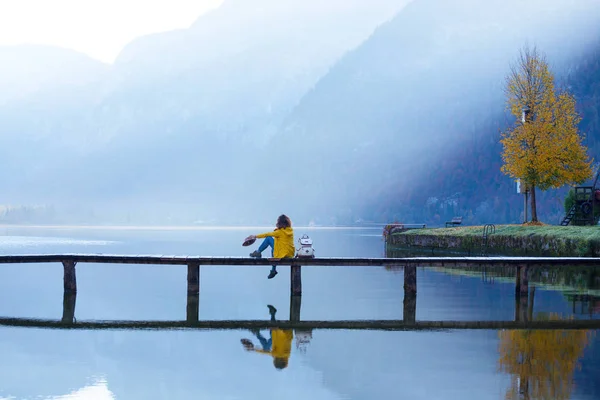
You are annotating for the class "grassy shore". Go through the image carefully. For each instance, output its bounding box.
[399,224,600,240]
[388,224,600,257]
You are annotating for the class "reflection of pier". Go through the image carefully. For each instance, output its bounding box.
[2,315,600,331]
[566,293,600,316]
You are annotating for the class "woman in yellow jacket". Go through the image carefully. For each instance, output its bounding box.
[248,214,295,279]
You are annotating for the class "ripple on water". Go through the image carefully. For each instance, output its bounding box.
[0,236,115,248]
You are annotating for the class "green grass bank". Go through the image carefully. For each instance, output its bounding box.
[386,225,600,257]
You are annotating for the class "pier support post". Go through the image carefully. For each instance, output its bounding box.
[515,265,522,297]
[528,287,535,321]
[515,265,530,322]
[520,266,529,321]
[290,294,302,322]
[519,265,529,298]
[61,291,77,324]
[187,263,200,323]
[403,265,417,323]
[187,263,200,295]
[291,264,302,296]
[187,295,199,323]
[62,260,77,293]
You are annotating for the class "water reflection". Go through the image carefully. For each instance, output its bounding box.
[2,228,600,399]
[241,305,294,370]
[386,255,600,319]
[2,267,600,331]
[567,294,600,316]
[403,265,417,323]
[47,379,114,399]
[240,304,314,369]
[62,292,76,324]
[498,314,596,400]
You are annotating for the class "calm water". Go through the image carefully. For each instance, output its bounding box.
[0,226,599,400]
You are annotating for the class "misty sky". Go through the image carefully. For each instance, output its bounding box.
[0,0,223,63]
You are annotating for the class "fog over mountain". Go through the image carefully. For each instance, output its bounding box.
[1,0,600,225]
[273,0,600,225]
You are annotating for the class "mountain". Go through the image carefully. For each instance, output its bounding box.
[23,0,411,222]
[0,45,108,104]
[2,0,600,225]
[99,0,409,144]
[266,0,600,225]
[0,45,109,204]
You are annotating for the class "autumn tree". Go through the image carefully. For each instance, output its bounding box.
[500,46,593,222]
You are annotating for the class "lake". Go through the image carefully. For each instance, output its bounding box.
[0,226,599,399]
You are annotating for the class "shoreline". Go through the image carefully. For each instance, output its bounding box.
[386,225,600,257]
[0,224,382,231]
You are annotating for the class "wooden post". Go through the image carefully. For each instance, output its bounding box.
[514,290,522,322]
[515,265,529,321]
[62,260,77,293]
[187,263,200,323]
[515,265,522,297]
[528,287,535,321]
[187,295,199,323]
[187,263,200,295]
[61,291,77,324]
[291,264,302,296]
[290,294,302,322]
[519,265,529,321]
[403,266,417,323]
[520,265,529,297]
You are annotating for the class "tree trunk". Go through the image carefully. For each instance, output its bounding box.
[530,184,538,222]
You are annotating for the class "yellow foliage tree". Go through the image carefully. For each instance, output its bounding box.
[498,314,595,400]
[500,46,593,222]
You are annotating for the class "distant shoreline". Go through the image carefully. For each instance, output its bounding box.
[0,224,383,231]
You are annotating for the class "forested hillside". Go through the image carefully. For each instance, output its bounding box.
[368,42,600,226]
[269,0,600,226]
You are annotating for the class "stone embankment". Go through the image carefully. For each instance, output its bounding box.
[386,225,600,257]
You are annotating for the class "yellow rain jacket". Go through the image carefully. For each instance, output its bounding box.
[256,227,295,258]
[255,329,294,360]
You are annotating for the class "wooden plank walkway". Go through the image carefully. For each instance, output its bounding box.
[1,317,598,331]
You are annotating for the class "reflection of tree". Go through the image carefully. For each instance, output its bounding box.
[498,314,595,400]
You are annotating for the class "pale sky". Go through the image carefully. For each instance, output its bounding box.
[0,0,224,64]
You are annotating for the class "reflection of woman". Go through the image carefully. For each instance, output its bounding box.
[241,305,294,370]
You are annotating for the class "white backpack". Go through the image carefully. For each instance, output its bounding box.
[296,234,315,258]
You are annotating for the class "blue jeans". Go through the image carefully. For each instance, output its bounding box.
[258,236,275,257]
[255,331,273,351]
[253,310,277,350]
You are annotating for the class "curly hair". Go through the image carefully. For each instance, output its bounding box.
[276,214,292,229]
[273,357,289,369]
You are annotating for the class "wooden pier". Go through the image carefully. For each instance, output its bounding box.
[0,254,599,329]
[2,254,600,294]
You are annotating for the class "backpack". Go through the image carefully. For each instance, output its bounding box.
[296,234,315,258]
